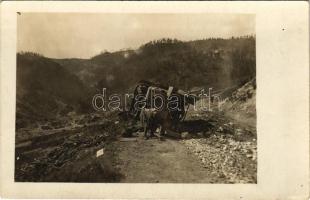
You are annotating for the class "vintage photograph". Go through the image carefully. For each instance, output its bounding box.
[15,13,256,183]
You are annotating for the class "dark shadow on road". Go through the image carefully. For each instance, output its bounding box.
[161,119,218,140]
[177,119,215,134]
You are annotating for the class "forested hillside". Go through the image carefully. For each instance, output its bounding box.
[55,36,255,93]
[17,36,255,127]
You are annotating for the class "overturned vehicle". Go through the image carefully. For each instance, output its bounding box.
[128,80,197,124]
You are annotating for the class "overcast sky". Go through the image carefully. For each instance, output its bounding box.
[18,13,255,59]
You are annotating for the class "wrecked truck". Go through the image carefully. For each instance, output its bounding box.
[128,80,197,123]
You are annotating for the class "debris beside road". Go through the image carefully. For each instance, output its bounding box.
[182,133,257,183]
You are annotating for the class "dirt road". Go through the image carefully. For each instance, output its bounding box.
[108,134,217,183]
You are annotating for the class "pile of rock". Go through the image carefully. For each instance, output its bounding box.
[182,133,257,183]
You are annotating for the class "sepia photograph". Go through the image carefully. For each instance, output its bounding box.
[0,1,309,199]
[15,13,257,183]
